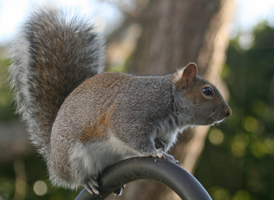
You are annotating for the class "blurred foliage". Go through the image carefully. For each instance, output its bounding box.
[0,155,79,199]
[195,23,274,200]
[0,58,17,121]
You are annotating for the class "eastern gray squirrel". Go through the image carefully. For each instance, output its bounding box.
[9,7,232,196]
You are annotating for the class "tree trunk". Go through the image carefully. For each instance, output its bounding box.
[107,0,234,199]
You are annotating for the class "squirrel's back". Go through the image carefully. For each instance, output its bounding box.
[9,7,105,158]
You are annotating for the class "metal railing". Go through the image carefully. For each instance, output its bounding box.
[75,157,212,200]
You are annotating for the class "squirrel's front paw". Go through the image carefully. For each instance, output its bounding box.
[162,152,181,166]
[84,177,100,195]
[152,149,181,166]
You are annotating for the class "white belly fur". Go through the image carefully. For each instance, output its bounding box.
[69,132,138,185]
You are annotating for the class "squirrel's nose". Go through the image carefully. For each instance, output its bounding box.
[225,107,232,117]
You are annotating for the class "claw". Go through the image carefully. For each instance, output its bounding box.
[84,177,100,195]
[174,159,182,166]
[113,184,126,196]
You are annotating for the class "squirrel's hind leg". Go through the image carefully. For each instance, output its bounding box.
[83,177,100,195]
[84,177,126,196]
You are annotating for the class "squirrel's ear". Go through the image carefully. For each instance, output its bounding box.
[175,62,198,88]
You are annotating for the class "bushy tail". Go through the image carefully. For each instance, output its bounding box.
[9,7,105,159]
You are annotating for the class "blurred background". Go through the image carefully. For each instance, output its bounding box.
[0,0,274,200]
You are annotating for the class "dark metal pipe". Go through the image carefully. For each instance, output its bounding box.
[75,157,212,200]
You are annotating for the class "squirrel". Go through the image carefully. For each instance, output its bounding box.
[9,7,232,196]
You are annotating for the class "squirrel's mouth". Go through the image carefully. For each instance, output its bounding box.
[204,117,218,125]
[207,110,230,125]
[205,111,222,124]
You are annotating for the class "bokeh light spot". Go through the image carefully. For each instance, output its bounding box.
[33,180,47,196]
[209,129,224,145]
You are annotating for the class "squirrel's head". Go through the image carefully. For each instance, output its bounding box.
[172,63,232,126]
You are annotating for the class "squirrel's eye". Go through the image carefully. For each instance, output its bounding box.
[202,87,213,97]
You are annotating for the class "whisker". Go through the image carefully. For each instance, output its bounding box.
[207,111,216,119]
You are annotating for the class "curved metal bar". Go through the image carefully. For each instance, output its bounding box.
[75,157,212,200]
